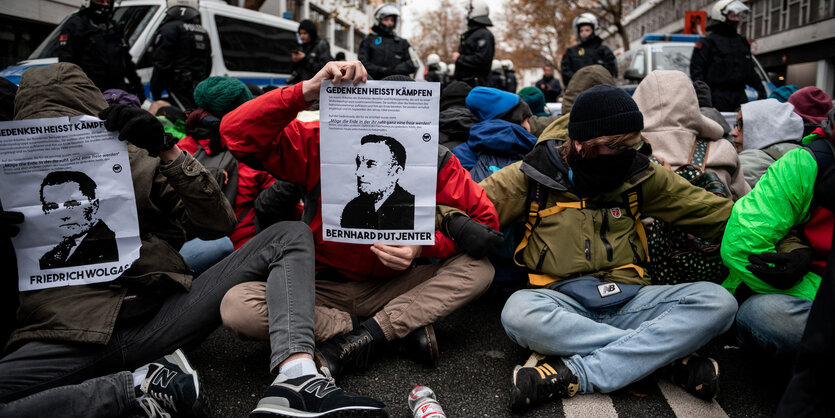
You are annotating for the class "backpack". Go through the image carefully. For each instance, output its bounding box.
[645,139,730,285]
[193,144,239,208]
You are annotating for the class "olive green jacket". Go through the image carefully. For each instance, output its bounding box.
[479,138,733,286]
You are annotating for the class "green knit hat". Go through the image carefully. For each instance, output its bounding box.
[193,76,254,116]
[518,86,548,116]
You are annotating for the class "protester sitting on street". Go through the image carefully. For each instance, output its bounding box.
[479,85,737,409]
[102,88,141,108]
[0,62,239,418]
[178,77,282,255]
[452,87,537,182]
[154,103,188,139]
[787,86,833,136]
[633,70,750,200]
[720,108,834,363]
[439,81,478,150]
[735,98,804,188]
[219,61,502,380]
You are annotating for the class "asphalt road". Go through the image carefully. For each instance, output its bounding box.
[141,283,790,418]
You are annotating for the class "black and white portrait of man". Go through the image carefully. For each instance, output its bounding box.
[38,171,118,270]
[340,134,415,230]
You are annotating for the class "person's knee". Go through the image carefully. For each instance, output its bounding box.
[501,290,545,338]
[458,255,494,295]
[220,282,269,340]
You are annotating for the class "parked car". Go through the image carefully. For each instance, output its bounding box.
[616,33,774,101]
[0,0,299,99]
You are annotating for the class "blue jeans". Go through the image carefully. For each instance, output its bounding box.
[501,282,737,394]
[736,293,812,360]
[179,237,234,276]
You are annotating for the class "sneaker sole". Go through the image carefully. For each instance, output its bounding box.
[250,402,389,418]
[509,365,528,411]
[166,349,212,418]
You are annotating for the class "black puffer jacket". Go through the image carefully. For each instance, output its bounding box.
[454,24,494,85]
[560,35,616,85]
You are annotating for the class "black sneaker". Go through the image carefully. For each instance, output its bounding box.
[510,352,579,411]
[315,327,382,378]
[250,372,389,417]
[137,349,209,418]
[668,354,720,401]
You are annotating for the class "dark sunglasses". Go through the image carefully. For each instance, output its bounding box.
[735,118,743,130]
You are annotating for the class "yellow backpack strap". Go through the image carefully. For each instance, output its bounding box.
[625,189,650,262]
[611,263,645,278]
[514,180,587,268]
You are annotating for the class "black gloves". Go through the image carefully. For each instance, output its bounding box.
[442,213,503,259]
[99,105,177,157]
[746,248,812,290]
[1,211,24,238]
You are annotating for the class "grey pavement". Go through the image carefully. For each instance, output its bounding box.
[146,283,789,418]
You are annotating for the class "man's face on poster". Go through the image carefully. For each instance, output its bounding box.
[41,181,99,240]
[355,142,402,197]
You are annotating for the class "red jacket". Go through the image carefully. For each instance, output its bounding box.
[178,136,277,249]
[221,83,499,280]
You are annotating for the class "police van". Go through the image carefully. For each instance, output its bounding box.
[617,33,774,103]
[0,0,299,98]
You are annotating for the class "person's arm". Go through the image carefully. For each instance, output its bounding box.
[55,16,82,64]
[642,163,734,241]
[551,78,562,96]
[478,160,528,228]
[689,37,711,83]
[221,61,366,189]
[721,148,820,298]
[419,152,500,259]
[601,46,617,78]
[253,179,307,232]
[560,51,574,85]
[392,43,418,75]
[357,36,387,79]
[150,25,175,100]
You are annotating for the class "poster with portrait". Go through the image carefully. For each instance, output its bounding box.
[319,80,440,245]
[0,115,141,291]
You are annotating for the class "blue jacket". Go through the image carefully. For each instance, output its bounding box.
[452,119,537,182]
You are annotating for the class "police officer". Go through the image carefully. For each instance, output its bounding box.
[358,4,418,80]
[453,0,494,87]
[56,0,146,102]
[150,0,212,110]
[425,53,443,83]
[560,13,617,86]
[503,59,517,93]
[690,0,766,111]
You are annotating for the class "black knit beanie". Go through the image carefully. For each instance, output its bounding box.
[568,85,643,141]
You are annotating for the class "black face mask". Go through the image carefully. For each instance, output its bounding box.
[570,149,636,197]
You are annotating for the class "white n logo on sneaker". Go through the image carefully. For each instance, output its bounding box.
[304,379,338,398]
[152,368,178,389]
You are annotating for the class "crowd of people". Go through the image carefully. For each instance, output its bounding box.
[0,0,833,417]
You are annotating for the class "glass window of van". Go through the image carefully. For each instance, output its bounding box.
[215,15,296,74]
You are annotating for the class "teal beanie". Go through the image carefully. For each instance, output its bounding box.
[518,86,548,116]
[193,76,254,116]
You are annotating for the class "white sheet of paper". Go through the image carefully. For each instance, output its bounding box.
[0,115,141,291]
[319,80,440,245]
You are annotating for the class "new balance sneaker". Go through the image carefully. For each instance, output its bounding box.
[668,354,720,401]
[315,327,382,378]
[137,349,209,418]
[510,352,579,411]
[250,372,389,417]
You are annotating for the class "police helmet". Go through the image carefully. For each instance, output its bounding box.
[572,13,599,35]
[466,0,492,26]
[426,54,441,66]
[166,0,200,21]
[710,0,750,22]
[502,59,513,70]
[374,4,401,26]
[80,0,115,18]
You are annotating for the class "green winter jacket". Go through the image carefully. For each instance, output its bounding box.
[480,138,732,286]
[721,147,821,300]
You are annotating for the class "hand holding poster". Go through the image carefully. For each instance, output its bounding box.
[319,80,440,245]
[0,115,141,291]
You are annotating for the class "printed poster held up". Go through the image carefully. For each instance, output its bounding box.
[0,115,141,291]
[319,80,440,245]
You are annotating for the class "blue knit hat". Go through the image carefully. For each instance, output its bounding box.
[466,87,521,121]
[193,76,254,117]
[769,85,799,103]
[568,85,643,141]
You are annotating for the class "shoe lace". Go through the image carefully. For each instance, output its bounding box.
[339,334,374,370]
[139,397,172,418]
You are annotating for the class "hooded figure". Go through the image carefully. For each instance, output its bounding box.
[290,19,333,84]
[633,70,750,200]
[452,87,536,182]
[737,98,805,187]
[788,86,833,136]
